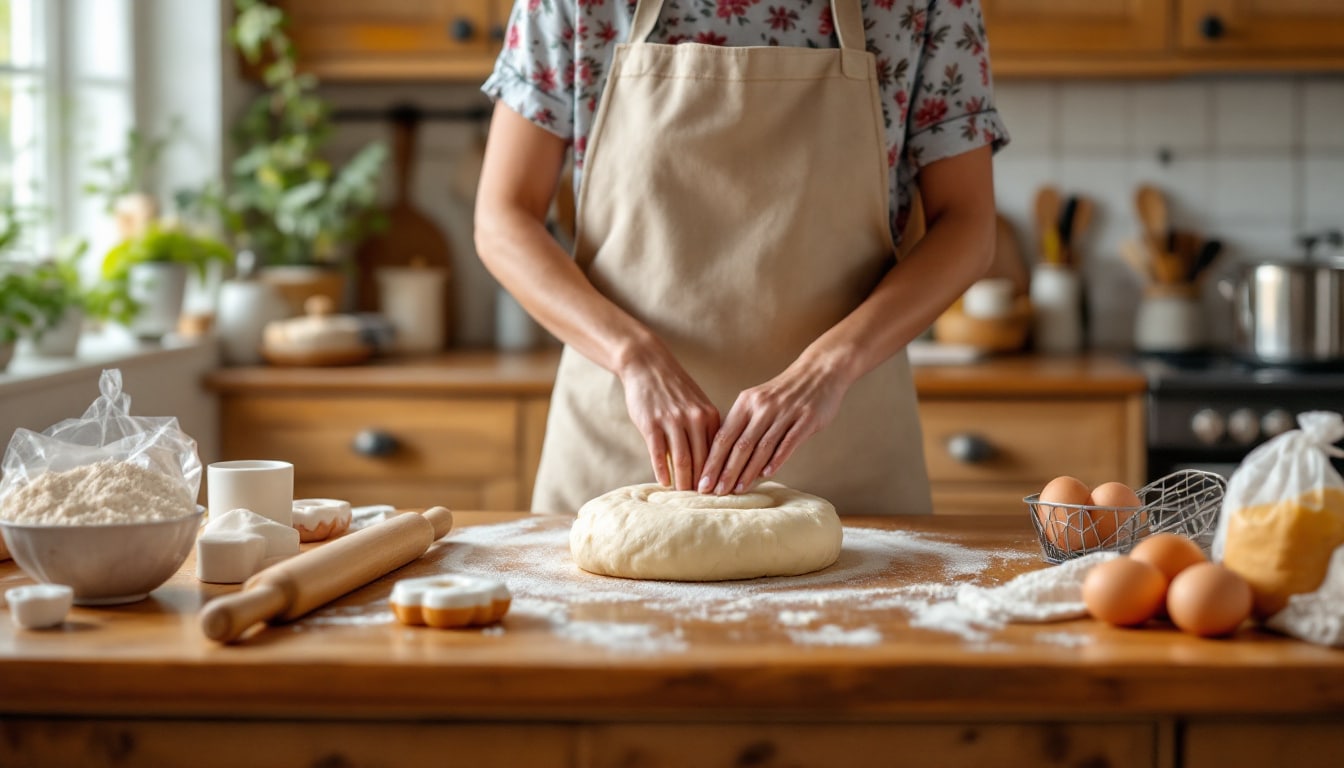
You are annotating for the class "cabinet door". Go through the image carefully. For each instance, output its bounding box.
[276,0,500,80]
[1179,0,1344,55]
[981,0,1169,55]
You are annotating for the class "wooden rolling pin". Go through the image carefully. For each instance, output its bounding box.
[201,506,454,643]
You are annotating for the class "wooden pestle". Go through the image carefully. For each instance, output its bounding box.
[201,506,454,643]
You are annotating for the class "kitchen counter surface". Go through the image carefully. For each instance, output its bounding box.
[2,511,1338,720]
[203,349,1148,397]
[3,511,1341,766]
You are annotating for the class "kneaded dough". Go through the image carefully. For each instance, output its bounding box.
[570,482,842,581]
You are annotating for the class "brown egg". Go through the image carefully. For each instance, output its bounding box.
[1166,563,1253,638]
[1036,475,1093,551]
[1082,557,1167,627]
[1088,481,1144,547]
[1130,533,1207,582]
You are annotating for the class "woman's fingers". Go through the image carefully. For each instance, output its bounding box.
[699,408,746,494]
[666,425,693,490]
[735,419,793,492]
[644,428,670,487]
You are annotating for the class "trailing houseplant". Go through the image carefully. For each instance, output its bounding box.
[98,223,235,339]
[0,202,45,366]
[198,0,386,269]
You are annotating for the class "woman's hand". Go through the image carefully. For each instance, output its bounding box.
[698,353,850,495]
[619,342,721,490]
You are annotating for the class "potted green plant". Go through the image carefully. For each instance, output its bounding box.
[99,224,234,340]
[0,202,40,370]
[20,239,92,357]
[186,0,386,313]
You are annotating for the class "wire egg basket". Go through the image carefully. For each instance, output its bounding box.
[1023,469,1227,564]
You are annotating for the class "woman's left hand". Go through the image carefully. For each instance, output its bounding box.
[698,355,849,495]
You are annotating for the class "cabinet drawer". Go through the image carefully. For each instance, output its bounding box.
[1184,719,1344,768]
[921,398,1138,487]
[221,396,517,483]
[283,0,494,59]
[584,722,1158,768]
[0,718,574,768]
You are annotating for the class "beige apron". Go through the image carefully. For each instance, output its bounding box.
[531,0,931,516]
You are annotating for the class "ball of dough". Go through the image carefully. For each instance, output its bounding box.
[570,482,843,581]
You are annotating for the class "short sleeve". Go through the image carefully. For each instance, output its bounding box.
[481,0,578,141]
[904,0,1010,170]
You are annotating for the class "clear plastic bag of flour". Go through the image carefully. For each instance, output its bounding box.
[0,369,202,509]
[1213,410,1344,618]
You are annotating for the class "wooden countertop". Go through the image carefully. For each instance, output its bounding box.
[203,349,1147,398]
[2,511,1338,722]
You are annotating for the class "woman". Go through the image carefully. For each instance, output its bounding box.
[476,0,1008,515]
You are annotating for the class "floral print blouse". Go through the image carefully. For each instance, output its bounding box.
[482,0,1009,243]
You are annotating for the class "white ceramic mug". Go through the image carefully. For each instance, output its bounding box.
[207,460,294,526]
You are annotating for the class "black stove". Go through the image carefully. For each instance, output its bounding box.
[1138,353,1344,479]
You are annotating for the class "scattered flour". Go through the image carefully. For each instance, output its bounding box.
[1036,631,1093,648]
[0,460,194,525]
[405,518,1038,653]
[288,517,1095,653]
[778,610,820,627]
[787,624,882,647]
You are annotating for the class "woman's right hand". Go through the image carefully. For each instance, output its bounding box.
[618,342,721,491]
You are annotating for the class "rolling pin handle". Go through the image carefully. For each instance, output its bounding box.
[423,506,454,539]
[200,584,288,644]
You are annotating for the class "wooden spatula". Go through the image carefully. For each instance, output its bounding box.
[1034,186,1063,264]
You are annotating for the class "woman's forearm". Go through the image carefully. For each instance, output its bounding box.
[472,104,658,377]
[474,204,658,376]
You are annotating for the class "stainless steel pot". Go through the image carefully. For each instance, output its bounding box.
[1223,258,1344,365]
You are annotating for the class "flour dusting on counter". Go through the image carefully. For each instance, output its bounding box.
[406,518,1036,653]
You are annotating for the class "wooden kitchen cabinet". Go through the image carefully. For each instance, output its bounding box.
[270,0,505,81]
[981,0,1170,58]
[983,0,1344,76]
[1177,0,1344,57]
[206,352,554,511]
[914,357,1147,516]
[208,352,1146,516]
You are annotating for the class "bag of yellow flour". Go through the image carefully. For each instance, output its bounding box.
[1213,411,1344,618]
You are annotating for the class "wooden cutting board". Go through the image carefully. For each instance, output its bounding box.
[356,108,453,341]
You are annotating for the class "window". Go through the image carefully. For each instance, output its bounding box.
[0,0,134,269]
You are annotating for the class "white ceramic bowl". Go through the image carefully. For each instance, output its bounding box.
[0,506,204,605]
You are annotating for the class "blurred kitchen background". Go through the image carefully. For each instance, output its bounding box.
[2,1,1343,510]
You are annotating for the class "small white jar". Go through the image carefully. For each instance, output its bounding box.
[1029,264,1083,354]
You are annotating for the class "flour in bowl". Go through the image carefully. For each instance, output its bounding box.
[0,460,194,525]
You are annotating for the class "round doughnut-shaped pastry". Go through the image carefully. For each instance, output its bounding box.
[571,482,842,581]
[389,575,511,629]
[291,498,353,542]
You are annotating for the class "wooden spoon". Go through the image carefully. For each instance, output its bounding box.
[1135,185,1169,254]
[1034,186,1063,264]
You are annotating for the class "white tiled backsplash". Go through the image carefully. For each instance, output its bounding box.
[321,76,1344,351]
[994,75,1344,350]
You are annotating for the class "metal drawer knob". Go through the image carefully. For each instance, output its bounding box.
[353,429,399,458]
[946,433,995,464]
[449,18,476,41]
[1200,14,1225,41]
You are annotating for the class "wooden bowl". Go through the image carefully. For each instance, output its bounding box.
[933,296,1033,352]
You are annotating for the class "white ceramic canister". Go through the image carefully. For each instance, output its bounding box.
[216,278,291,365]
[127,262,189,341]
[1028,264,1083,354]
[1135,290,1204,353]
[376,265,449,354]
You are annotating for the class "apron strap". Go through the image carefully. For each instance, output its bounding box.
[630,0,867,52]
